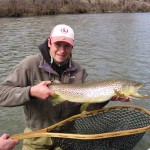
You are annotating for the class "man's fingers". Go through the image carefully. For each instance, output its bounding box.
[111,96,120,101]
[122,97,131,102]
[111,96,132,102]
[119,97,131,102]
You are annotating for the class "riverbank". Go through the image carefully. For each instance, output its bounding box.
[0,0,150,17]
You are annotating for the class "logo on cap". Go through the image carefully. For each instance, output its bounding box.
[61,37,66,41]
[61,28,68,34]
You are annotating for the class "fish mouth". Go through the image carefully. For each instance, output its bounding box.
[131,83,150,99]
[129,93,150,99]
[114,82,150,99]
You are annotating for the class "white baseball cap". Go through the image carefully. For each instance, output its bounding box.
[50,24,74,46]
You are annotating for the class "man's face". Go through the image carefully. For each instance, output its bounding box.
[48,40,73,63]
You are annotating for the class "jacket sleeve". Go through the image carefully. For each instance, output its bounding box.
[0,65,32,107]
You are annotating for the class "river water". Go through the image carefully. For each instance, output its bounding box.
[0,13,150,149]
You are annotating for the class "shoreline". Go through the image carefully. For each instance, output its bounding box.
[0,0,150,17]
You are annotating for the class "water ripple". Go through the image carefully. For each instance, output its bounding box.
[0,13,150,150]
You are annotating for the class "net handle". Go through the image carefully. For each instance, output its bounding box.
[11,105,150,140]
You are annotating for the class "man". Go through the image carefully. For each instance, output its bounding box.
[0,24,129,149]
[0,134,19,150]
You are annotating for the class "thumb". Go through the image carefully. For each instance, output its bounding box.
[1,133,10,139]
[42,81,52,86]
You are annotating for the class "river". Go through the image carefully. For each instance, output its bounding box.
[0,13,150,150]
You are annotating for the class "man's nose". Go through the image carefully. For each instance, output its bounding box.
[59,46,65,52]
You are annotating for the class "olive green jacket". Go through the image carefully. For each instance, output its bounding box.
[0,53,90,130]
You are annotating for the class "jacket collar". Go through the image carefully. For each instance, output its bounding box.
[39,59,78,74]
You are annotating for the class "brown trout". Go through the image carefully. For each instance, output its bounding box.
[49,79,150,111]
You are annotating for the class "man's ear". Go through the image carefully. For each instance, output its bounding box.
[48,38,51,48]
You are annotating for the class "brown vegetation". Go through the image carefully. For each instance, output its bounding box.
[0,0,150,17]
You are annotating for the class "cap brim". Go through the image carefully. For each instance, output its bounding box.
[51,36,74,46]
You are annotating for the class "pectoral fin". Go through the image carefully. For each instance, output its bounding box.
[114,90,126,98]
[51,93,63,106]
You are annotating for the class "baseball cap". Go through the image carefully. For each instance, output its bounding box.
[50,24,74,46]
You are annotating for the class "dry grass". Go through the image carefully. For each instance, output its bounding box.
[0,0,150,17]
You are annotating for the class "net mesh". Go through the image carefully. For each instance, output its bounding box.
[50,107,150,150]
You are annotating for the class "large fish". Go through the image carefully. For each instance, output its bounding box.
[49,79,150,111]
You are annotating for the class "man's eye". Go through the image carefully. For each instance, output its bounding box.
[55,42,61,46]
[65,45,70,48]
[65,44,72,48]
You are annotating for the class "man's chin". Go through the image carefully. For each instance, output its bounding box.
[55,59,66,64]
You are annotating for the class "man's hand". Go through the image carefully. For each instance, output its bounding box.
[0,134,19,150]
[111,95,131,102]
[30,81,54,100]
